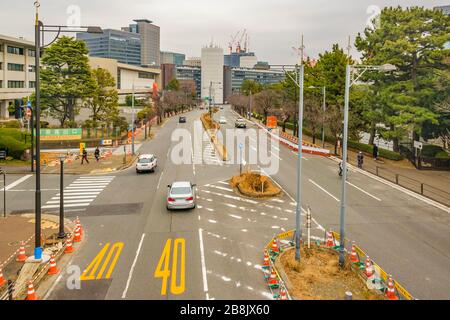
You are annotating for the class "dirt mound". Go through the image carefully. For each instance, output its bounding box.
[231,172,281,198]
[280,246,385,300]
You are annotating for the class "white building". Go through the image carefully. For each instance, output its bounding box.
[0,34,36,120]
[201,45,223,104]
[239,55,258,69]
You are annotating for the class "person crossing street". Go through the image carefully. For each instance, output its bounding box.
[94,147,100,162]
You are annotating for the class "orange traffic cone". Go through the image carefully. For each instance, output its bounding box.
[47,255,59,275]
[386,275,399,300]
[262,251,270,269]
[365,256,374,278]
[73,226,82,243]
[16,241,27,262]
[26,280,37,300]
[75,217,83,236]
[65,238,74,253]
[350,243,359,263]
[268,269,279,289]
[0,268,6,287]
[271,238,279,255]
[326,231,334,247]
[279,286,288,300]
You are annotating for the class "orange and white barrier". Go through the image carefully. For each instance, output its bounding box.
[47,255,59,275]
[0,268,6,287]
[26,280,37,300]
[16,241,27,262]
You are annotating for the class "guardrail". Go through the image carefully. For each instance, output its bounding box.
[374,166,450,206]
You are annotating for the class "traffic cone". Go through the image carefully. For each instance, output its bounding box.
[365,256,374,278]
[262,251,270,269]
[386,275,399,300]
[75,217,83,236]
[271,238,279,255]
[350,243,359,263]
[73,226,82,243]
[65,238,74,253]
[268,269,279,289]
[16,241,27,262]
[47,255,59,275]
[0,268,6,287]
[326,231,334,247]
[279,285,288,300]
[26,280,37,300]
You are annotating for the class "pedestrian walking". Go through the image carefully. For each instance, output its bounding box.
[357,151,364,169]
[81,148,89,165]
[373,144,379,160]
[94,147,100,162]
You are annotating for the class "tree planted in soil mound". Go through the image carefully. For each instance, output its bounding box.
[231,172,281,198]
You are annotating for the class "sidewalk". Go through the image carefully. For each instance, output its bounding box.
[251,116,450,206]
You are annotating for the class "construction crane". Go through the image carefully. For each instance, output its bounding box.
[229,31,241,54]
[236,29,247,53]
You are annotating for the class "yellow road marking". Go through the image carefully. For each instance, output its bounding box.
[154,238,186,295]
[80,242,123,281]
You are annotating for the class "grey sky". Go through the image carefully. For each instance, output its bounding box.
[0,0,446,64]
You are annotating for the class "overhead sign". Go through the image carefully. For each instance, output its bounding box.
[413,141,423,150]
[266,116,278,129]
[37,128,82,141]
[101,139,112,146]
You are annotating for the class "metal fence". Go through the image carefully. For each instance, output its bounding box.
[374,166,450,206]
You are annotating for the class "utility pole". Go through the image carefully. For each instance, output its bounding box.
[131,81,135,156]
[294,35,305,262]
[322,86,326,149]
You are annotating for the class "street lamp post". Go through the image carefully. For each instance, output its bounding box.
[338,63,397,267]
[58,155,66,239]
[32,0,102,260]
[132,81,135,156]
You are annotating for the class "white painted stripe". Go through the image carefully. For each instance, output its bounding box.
[51,195,97,200]
[1,175,32,191]
[46,199,94,204]
[42,203,91,209]
[70,183,109,187]
[198,228,209,295]
[65,189,104,192]
[57,192,100,196]
[271,152,282,161]
[67,185,106,189]
[157,171,164,189]
[122,233,146,299]
[308,179,340,202]
[346,181,382,202]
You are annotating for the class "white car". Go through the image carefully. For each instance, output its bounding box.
[166,181,196,210]
[136,154,157,173]
[219,116,227,124]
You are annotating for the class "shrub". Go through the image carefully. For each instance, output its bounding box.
[421,145,447,158]
[0,128,31,159]
[347,140,403,161]
[1,120,21,128]
[434,151,450,159]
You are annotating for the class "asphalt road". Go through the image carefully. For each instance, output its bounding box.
[2,105,450,300]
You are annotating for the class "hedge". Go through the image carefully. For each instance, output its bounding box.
[0,128,31,159]
[421,145,449,158]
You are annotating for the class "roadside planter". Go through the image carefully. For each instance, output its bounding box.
[263,230,415,300]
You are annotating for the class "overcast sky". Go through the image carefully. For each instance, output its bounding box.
[0,0,446,64]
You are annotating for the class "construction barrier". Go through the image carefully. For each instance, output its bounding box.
[262,230,415,301]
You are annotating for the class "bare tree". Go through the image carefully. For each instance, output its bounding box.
[304,95,323,144]
[324,104,343,155]
[254,89,282,124]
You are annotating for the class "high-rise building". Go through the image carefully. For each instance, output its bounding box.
[77,19,160,67]
[161,51,186,66]
[434,6,450,49]
[201,45,224,104]
[77,29,141,66]
[224,52,257,68]
[129,19,160,67]
[0,34,36,119]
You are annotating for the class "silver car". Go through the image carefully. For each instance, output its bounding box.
[166,181,196,210]
[136,154,157,173]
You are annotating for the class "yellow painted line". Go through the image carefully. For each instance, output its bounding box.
[154,239,172,295]
[80,242,123,281]
[171,238,186,295]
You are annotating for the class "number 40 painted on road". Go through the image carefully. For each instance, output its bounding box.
[154,238,186,295]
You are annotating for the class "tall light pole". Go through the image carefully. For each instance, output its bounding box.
[338,63,397,267]
[32,0,102,260]
[131,81,135,156]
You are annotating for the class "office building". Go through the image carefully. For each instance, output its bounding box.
[224,52,257,68]
[201,45,224,104]
[78,19,160,67]
[0,34,36,120]
[161,64,201,99]
[435,6,450,49]
[77,29,141,66]
[183,57,201,67]
[161,51,186,66]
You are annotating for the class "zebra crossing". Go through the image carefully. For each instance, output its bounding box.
[192,130,222,166]
[42,176,115,210]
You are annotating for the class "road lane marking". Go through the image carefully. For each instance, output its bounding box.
[157,172,164,189]
[46,199,94,204]
[154,238,186,295]
[42,203,91,209]
[346,181,382,202]
[198,228,209,299]
[51,195,97,200]
[122,233,145,299]
[80,242,123,280]
[308,179,340,202]
[0,174,32,191]
[57,192,100,196]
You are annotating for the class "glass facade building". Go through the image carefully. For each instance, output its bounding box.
[77,29,142,66]
[176,66,202,99]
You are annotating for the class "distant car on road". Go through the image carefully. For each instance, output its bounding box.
[166,181,196,210]
[219,116,227,124]
[235,118,247,128]
[136,154,157,173]
[179,116,187,123]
